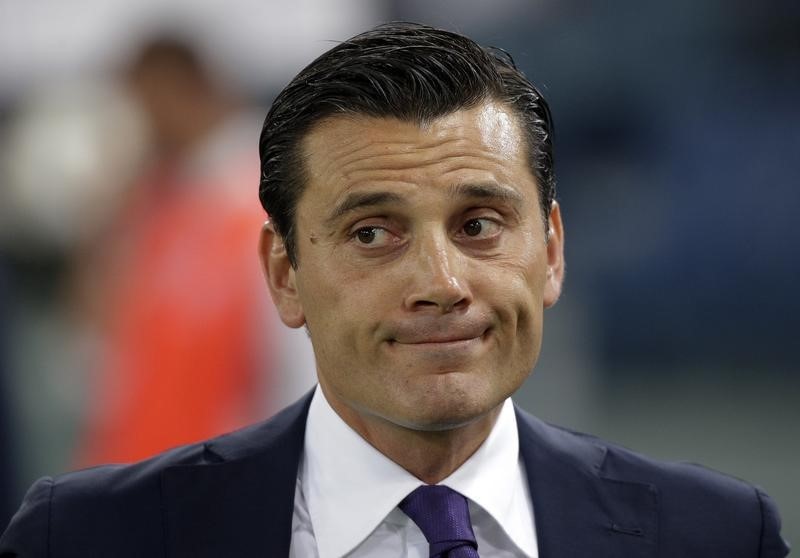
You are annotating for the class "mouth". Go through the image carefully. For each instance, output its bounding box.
[386,324,492,349]
[389,329,489,346]
[383,331,490,369]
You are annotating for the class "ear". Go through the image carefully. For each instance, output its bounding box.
[543,201,565,308]
[259,221,306,328]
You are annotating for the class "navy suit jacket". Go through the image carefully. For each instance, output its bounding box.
[0,392,789,557]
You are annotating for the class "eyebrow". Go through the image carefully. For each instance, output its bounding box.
[325,182,524,225]
[447,182,524,205]
[326,191,406,225]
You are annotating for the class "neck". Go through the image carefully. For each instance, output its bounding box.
[323,388,503,484]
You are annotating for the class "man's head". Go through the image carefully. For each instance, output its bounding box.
[259,23,564,440]
[258,22,555,268]
[126,36,230,156]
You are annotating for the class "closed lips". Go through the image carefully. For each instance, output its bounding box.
[386,320,492,345]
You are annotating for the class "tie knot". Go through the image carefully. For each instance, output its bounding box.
[399,485,479,557]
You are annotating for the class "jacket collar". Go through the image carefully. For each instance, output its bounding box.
[516,407,658,558]
[160,394,658,558]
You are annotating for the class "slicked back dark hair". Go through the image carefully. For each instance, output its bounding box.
[258,22,555,267]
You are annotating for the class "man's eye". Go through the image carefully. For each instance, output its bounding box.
[461,218,500,238]
[463,219,483,237]
[354,226,389,245]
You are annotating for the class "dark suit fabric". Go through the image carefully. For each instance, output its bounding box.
[0,393,789,557]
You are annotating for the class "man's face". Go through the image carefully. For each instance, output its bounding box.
[262,100,564,433]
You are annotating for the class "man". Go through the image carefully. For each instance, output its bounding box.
[0,22,789,558]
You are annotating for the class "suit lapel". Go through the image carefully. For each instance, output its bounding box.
[516,409,658,558]
[161,394,313,558]
[160,395,659,557]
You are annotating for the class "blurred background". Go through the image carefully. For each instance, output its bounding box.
[0,0,797,543]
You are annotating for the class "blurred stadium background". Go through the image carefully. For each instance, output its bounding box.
[0,0,797,543]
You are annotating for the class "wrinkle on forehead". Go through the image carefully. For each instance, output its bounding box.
[300,102,532,211]
[304,101,522,172]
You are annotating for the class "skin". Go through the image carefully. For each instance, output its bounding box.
[127,57,233,158]
[261,100,564,483]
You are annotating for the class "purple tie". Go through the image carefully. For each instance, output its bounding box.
[399,485,480,558]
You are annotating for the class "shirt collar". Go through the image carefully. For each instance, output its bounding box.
[442,395,538,556]
[301,385,536,558]
[302,387,421,558]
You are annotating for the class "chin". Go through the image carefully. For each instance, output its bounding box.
[404,416,484,433]
[392,395,498,433]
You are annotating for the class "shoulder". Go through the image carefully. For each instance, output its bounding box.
[515,408,790,556]
[0,393,312,557]
[530,410,762,503]
[0,442,208,557]
[595,432,789,556]
[516,405,755,495]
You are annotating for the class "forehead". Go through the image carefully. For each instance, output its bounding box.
[298,101,537,212]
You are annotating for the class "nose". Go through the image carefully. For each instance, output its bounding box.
[403,232,471,313]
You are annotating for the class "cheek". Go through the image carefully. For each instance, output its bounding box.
[296,257,382,348]
[295,261,342,339]
[490,246,548,308]
[483,248,548,347]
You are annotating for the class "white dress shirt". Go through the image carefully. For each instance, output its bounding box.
[289,386,538,557]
